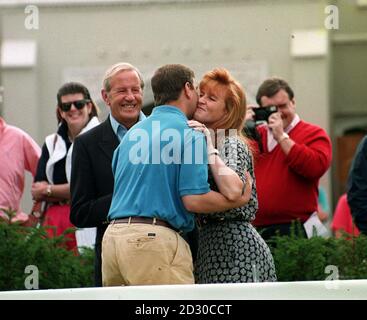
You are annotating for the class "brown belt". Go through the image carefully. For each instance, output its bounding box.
[111,216,177,232]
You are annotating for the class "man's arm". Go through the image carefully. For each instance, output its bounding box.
[347,136,367,235]
[70,137,111,228]
[268,114,332,180]
[23,133,41,177]
[284,133,332,179]
[182,174,252,213]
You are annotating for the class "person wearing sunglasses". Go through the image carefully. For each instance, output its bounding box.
[31,82,100,252]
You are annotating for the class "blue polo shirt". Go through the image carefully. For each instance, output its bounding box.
[108,105,210,232]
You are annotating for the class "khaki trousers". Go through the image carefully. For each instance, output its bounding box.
[102,222,194,286]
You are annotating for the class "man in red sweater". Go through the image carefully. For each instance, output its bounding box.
[248,77,332,240]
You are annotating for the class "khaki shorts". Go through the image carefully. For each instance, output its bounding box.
[102,222,194,286]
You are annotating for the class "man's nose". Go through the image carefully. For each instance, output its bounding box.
[124,91,135,100]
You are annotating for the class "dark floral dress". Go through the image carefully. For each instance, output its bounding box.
[195,136,277,283]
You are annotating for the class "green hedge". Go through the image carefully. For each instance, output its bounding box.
[2,208,367,289]
[0,211,94,291]
[271,232,367,281]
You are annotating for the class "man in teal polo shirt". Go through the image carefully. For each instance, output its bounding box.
[102,64,248,286]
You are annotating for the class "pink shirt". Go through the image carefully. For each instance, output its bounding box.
[331,193,360,237]
[0,117,41,222]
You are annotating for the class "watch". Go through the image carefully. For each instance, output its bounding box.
[46,184,52,197]
[279,132,289,143]
[208,148,219,156]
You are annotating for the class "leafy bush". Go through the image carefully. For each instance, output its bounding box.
[0,209,94,291]
[271,231,367,281]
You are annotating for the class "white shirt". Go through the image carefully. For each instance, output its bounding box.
[267,114,300,152]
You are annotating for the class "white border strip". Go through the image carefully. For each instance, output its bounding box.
[1,280,367,300]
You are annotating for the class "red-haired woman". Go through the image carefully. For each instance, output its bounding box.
[188,68,276,283]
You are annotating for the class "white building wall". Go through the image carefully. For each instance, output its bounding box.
[0,0,331,212]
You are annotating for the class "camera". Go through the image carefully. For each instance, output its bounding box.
[253,105,278,123]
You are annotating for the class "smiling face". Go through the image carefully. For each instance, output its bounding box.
[194,82,228,129]
[59,93,92,132]
[102,69,143,129]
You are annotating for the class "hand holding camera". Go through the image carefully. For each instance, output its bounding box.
[267,111,285,140]
[244,104,283,144]
[253,105,278,123]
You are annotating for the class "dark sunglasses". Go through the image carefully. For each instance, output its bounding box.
[59,99,90,112]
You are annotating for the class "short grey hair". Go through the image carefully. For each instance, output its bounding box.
[102,62,145,92]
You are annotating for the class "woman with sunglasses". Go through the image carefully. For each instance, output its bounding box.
[31,82,99,252]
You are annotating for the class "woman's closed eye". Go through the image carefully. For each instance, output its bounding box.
[200,92,217,101]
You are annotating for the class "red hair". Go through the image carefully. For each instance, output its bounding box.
[200,68,251,149]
